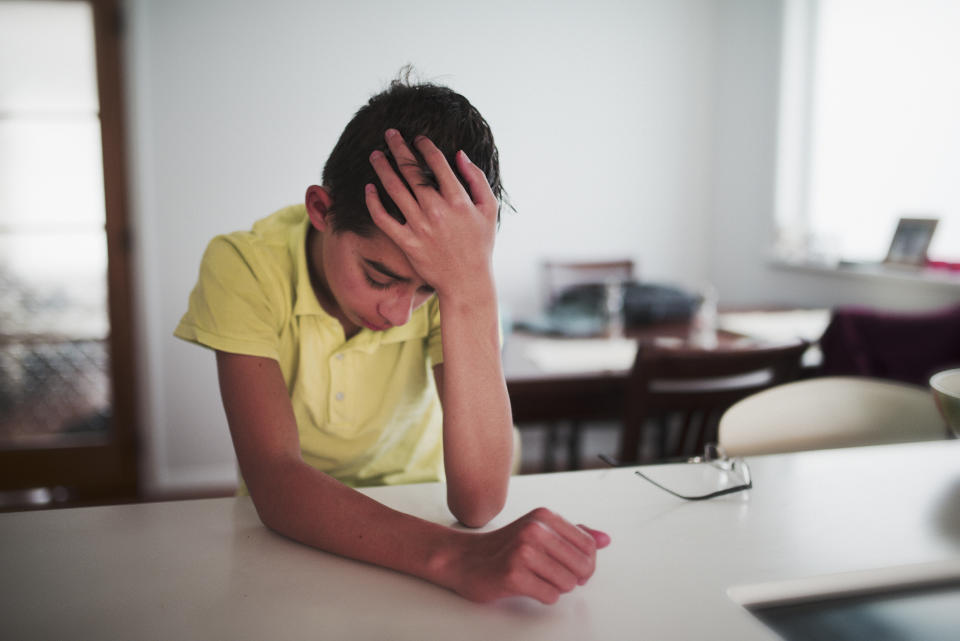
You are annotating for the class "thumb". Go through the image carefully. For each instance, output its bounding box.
[578,525,612,549]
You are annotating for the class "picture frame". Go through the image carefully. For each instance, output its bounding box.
[884,217,939,267]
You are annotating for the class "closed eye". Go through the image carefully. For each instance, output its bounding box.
[364,272,392,289]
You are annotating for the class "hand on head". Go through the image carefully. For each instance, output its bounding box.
[365,130,498,298]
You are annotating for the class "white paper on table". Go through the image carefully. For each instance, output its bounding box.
[718,309,831,343]
[523,337,638,373]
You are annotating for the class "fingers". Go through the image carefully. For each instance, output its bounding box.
[407,134,466,199]
[368,148,420,217]
[364,182,409,244]
[380,129,444,207]
[455,149,497,212]
[523,553,574,604]
[371,129,495,218]
[516,508,601,590]
[529,531,593,590]
[528,507,597,558]
[578,525,612,549]
[505,554,565,605]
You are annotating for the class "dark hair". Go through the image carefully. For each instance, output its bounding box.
[321,70,505,236]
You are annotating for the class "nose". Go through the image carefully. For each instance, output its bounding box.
[378,289,415,328]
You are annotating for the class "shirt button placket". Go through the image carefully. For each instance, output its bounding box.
[331,351,346,419]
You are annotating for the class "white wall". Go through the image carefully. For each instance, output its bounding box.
[125,0,723,493]
[124,0,960,494]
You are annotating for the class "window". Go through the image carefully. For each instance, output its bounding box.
[775,0,960,267]
[0,0,137,508]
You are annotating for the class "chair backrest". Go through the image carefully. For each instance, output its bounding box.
[718,376,949,457]
[619,340,809,463]
[541,259,634,307]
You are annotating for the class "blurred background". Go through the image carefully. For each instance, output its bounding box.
[1,0,958,506]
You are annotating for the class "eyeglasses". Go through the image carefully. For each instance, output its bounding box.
[600,444,752,501]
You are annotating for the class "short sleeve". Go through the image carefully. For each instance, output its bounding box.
[173,235,284,360]
[426,295,443,366]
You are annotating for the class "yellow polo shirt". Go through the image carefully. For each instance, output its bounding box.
[174,205,445,489]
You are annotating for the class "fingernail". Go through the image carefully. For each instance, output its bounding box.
[370,150,383,161]
[459,149,473,164]
[365,183,376,194]
[385,128,400,139]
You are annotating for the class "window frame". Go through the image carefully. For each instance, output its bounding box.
[0,0,139,507]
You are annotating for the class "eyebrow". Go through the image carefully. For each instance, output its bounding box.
[363,258,435,292]
[363,259,411,283]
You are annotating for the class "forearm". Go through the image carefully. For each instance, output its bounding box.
[249,460,609,605]
[249,458,462,585]
[437,274,514,527]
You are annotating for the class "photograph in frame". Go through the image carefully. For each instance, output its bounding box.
[884,217,939,267]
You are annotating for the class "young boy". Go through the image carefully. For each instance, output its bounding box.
[175,75,609,604]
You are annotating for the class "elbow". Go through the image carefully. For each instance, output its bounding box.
[452,506,500,529]
[244,460,299,533]
[448,490,507,529]
[249,486,286,533]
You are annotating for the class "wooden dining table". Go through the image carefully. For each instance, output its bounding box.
[502,322,748,424]
[503,309,829,425]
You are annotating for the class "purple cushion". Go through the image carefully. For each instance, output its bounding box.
[820,303,960,386]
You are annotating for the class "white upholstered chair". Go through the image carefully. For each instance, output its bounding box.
[718,376,950,457]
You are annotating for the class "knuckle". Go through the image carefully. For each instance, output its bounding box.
[451,193,472,209]
[514,542,537,564]
[422,201,442,218]
[517,523,545,545]
[530,507,553,521]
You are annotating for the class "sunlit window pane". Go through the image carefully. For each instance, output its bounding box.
[0,232,108,338]
[0,120,106,228]
[0,1,98,114]
[808,0,960,262]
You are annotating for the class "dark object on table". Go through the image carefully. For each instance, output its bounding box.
[515,281,701,337]
[819,303,960,386]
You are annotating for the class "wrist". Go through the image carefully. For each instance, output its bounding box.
[423,528,471,591]
[433,260,494,300]
[436,272,497,315]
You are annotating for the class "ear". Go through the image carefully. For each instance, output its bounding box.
[305,185,334,232]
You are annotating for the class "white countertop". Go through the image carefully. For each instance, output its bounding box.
[2,440,959,640]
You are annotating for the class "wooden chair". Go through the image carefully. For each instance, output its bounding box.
[718,376,950,457]
[535,259,635,471]
[619,340,809,463]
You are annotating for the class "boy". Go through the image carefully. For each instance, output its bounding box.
[175,75,609,604]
